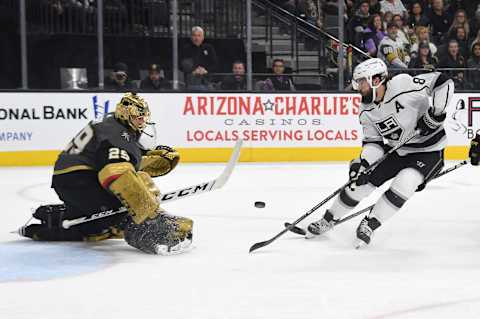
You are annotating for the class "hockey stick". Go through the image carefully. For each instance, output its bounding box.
[249,131,420,253]
[61,139,243,229]
[284,159,469,236]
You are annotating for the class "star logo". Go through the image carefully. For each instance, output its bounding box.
[263,99,275,112]
[121,132,130,142]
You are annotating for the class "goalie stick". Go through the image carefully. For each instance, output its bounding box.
[61,139,243,229]
[249,130,420,253]
[284,160,469,236]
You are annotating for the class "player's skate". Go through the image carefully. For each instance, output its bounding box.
[354,216,381,249]
[306,210,335,239]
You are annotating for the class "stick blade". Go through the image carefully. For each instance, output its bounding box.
[284,222,307,236]
[249,240,271,253]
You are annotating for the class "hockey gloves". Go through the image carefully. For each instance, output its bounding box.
[415,108,446,136]
[140,145,180,177]
[469,133,480,166]
[349,158,370,186]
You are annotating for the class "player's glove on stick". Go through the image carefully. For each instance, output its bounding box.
[140,145,180,177]
[469,133,480,166]
[415,108,446,136]
[349,158,370,186]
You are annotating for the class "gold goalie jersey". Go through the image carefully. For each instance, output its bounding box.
[360,72,452,156]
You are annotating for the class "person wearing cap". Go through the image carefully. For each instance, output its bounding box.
[140,64,169,90]
[377,21,410,68]
[408,41,438,74]
[105,62,135,91]
[180,26,218,91]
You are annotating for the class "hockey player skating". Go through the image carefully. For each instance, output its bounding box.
[306,58,454,247]
[19,92,193,255]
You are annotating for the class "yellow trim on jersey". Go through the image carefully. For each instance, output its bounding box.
[0,146,470,166]
[53,165,94,175]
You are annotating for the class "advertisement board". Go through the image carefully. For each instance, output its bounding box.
[0,92,477,165]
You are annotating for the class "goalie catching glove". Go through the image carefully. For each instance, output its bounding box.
[140,145,180,177]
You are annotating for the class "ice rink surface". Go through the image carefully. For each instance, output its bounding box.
[1,161,480,319]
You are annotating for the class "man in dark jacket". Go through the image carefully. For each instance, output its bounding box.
[140,64,169,90]
[220,61,246,91]
[181,26,218,91]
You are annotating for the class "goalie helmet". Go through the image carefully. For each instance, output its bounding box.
[115,92,151,133]
[352,58,388,102]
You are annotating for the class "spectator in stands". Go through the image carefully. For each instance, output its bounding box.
[470,29,480,52]
[438,39,466,89]
[263,59,295,91]
[447,9,470,40]
[392,14,411,51]
[181,26,218,91]
[363,14,386,56]
[347,0,370,47]
[450,26,469,59]
[380,0,408,19]
[368,0,381,15]
[407,1,430,29]
[378,21,410,68]
[410,26,438,58]
[428,0,452,45]
[382,11,394,30]
[408,41,438,72]
[470,7,480,42]
[220,61,247,91]
[104,62,136,91]
[140,64,169,90]
[467,42,480,89]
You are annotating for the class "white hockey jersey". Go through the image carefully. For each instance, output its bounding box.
[359,72,448,156]
[377,36,409,67]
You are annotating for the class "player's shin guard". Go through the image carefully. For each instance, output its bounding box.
[370,168,422,224]
[358,168,423,247]
[330,183,376,219]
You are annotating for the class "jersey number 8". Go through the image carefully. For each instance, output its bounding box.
[413,77,426,85]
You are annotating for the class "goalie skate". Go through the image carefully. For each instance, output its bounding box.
[155,233,194,256]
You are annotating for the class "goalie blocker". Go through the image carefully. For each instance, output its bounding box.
[20,93,193,255]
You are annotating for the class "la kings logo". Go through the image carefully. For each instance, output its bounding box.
[375,116,404,141]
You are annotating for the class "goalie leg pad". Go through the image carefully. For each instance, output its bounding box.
[123,213,193,255]
[108,168,160,224]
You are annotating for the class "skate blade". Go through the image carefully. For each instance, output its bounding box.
[354,239,368,249]
[304,230,317,239]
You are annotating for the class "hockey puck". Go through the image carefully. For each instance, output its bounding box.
[254,201,266,208]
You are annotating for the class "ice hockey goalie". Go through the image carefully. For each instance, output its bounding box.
[18,92,193,255]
